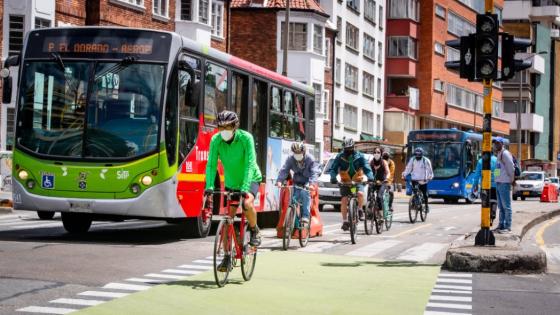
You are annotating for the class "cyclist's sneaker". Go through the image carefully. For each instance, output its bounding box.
[249,227,262,246]
[341,221,350,231]
[425,206,430,213]
[217,255,231,272]
[358,209,364,221]
[301,217,310,225]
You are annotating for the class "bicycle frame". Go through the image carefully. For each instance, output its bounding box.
[208,192,249,261]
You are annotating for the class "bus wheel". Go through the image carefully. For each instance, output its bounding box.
[466,194,476,204]
[37,211,55,220]
[186,215,212,238]
[61,212,92,234]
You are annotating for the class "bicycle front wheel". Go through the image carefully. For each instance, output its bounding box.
[282,206,295,250]
[420,203,428,222]
[364,200,374,235]
[298,212,311,247]
[213,220,232,287]
[384,192,393,230]
[349,198,358,244]
[408,198,418,223]
[241,224,257,281]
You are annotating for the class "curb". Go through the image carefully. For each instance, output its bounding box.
[444,207,560,274]
[0,207,13,214]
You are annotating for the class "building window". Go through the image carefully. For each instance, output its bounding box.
[434,42,445,55]
[335,59,342,85]
[347,0,360,13]
[376,114,381,137]
[345,63,359,92]
[363,72,375,98]
[335,101,341,126]
[389,0,419,21]
[379,5,384,28]
[313,83,322,113]
[378,42,383,64]
[322,90,330,118]
[325,38,332,68]
[281,22,308,51]
[336,17,342,44]
[446,46,460,62]
[365,0,376,24]
[434,79,445,92]
[448,11,475,37]
[153,0,168,17]
[211,1,224,37]
[346,22,359,51]
[435,4,446,19]
[181,0,192,20]
[446,84,495,113]
[34,18,51,29]
[377,78,382,100]
[362,110,374,135]
[8,15,24,56]
[314,25,324,54]
[118,0,144,6]
[363,33,376,61]
[199,0,210,24]
[388,36,417,59]
[344,105,358,130]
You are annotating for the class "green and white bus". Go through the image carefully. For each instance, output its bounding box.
[1,27,316,236]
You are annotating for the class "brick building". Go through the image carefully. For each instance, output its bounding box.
[230,0,331,159]
[384,0,510,152]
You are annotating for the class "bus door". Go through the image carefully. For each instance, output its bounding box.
[231,72,249,130]
[178,54,202,163]
[251,79,268,175]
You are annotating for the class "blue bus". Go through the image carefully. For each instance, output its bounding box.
[406,129,507,204]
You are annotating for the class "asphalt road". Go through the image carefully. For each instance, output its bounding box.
[0,198,558,314]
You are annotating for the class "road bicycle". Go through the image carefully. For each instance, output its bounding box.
[409,182,428,223]
[339,182,360,244]
[279,185,312,250]
[366,181,393,234]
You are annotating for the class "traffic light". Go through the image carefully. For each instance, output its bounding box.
[501,34,532,80]
[475,13,499,80]
[445,34,476,81]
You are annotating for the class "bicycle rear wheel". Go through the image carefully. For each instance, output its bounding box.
[213,220,232,287]
[408,198,418,223]
[241,224,257,281]
[419,198,428,222]
[364,200,374,235]
[282,206,295,250]
[298,212,311,247]
[349,198,358,244]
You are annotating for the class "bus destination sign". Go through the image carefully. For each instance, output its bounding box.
[44,37,154,55]
[411,132,461,141]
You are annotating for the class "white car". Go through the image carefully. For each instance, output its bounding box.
[513,171,546,200]
[317,153,373,211]
[546,177,560,193]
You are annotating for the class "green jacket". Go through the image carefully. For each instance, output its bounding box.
[205,129,262,192]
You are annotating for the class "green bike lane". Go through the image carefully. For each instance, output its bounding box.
[74,251,441,315]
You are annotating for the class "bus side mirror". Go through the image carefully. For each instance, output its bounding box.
[1,55,21,104]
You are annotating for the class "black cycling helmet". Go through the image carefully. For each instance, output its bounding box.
[382,152,390,159]
[216,110,239,127]
[414,147,424,156]
[342,138,355,149]
[291,142,306,154]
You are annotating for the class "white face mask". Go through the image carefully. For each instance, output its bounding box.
[220,130,234,141]
[373,153,381,160]
[294,153,304,161]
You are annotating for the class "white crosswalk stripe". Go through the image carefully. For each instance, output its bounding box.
[424,311,471,315]
[345,240,402,257]
[396,242,448,262]
[126,278,172,284]
[436,278,472,284]
[102,282,151,291]
[425,272,473,314]
[426,303,472,310]
[177,264,212,270]
[78,291,130,298]
[17,306,78,314]
[50,298,105,306]
[430,295,472,302]
[162,269,202,275]
[144,273,186,280]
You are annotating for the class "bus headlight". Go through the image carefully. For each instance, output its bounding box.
[141,175,153,186]
[131,184,141,194]
[18,170,29,180]
[452,182,460,189]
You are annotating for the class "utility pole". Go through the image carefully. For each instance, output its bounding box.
[282,0,290,76]
[517,70,523,161]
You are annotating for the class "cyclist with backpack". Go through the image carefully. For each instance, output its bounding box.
[382,152,396,212]
[402,148,434,213]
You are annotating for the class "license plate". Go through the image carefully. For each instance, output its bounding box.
[69,201,92,213]
[523,191,530,196]
[429,190,438,195]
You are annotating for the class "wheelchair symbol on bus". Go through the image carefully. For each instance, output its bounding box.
[41,174,55,189]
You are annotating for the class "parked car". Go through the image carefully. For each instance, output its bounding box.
[317,153,373,211]
[546,177,560,193]
[513,171,546,200]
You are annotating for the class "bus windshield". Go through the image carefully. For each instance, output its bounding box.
[412,142,463,179]
[16,60,165,159]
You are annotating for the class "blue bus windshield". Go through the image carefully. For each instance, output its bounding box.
[411,142,462,179]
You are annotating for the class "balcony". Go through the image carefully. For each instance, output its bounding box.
[386,87,419,111]
[386,59,417,78]
[502,112,544,133]
[386,19,418,38]
[383,109,416,145]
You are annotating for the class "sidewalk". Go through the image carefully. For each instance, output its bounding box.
[445,201,560,273]
[74,252,440,315]
[0,190,12,214]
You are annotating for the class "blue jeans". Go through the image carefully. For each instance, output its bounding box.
[293,186,311,219]
[496,183,512,230]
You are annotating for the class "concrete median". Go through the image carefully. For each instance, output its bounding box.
[444,202,560,273]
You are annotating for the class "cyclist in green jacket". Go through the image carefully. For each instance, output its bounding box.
[205,111,263,269]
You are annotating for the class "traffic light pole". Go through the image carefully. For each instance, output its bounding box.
[475,0,496,246]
